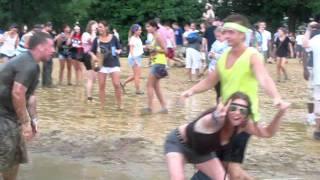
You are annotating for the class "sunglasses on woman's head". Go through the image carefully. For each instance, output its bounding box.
[228,103,249,116]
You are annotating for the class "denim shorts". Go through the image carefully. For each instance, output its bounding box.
[164,129,217,164]
[150,64,167,79]
[128,56,143,67]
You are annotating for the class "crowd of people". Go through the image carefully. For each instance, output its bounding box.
[0,9,320,179]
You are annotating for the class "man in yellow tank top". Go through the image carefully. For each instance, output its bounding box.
[181,14,289,179]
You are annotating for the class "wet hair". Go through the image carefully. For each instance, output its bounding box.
[227,92,252,117]
[86,20,97,34]
[147,20,159,29]
[223,14,251,29]
[28,32,52,50]
[191,92,252,123]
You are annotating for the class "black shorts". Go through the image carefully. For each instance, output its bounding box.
[190,132,251,180]
[164,129,217,164]
[82,53,92,70]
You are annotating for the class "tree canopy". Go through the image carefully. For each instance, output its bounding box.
[0,0,319,37]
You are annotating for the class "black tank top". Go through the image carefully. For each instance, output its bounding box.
[186,115,238,155]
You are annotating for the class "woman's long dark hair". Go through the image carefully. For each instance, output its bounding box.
[192,91,252,122]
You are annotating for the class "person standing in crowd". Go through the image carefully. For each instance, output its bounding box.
[200,18,218,75]
[207,27,229,103]
[274,27,294,82]
[172,22,185,66]
[166,92,289,180]
[258,21,272,63]
[69,24,84,85]
[0,24,19,62]
[303,21,320,140]
[121,24,144,95]
[42,22,55,88]
[163,21,176,66]
[55,24,72,85]
[250,23,263,52]
[145,31,154,67]
[15,24,43,56]
[295,31,304,61]
[0,32,55,180]
[184,22,202,82]
[181,14,288,179]
[141,20,168,114]
[113,28,120,42]
[82,20,98,101]
[90,21,122,109]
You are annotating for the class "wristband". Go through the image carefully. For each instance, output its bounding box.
[31,118,38,124]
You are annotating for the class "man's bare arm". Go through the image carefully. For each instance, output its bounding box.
[12,82,30,124]
[251,53,281,101]
[27,95,37,120]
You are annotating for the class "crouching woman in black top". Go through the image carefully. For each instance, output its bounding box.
[164,92,289,180]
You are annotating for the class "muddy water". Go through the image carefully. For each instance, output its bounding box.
[17,59,320,179]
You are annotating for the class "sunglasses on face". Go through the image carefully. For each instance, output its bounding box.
[228,104,249,116]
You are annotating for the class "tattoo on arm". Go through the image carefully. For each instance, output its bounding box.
[12,82,30,124]
[27,95,37,120]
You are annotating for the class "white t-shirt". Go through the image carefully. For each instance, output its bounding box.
[146,33,153,44]
[296,34,304,46]
[81,32,95,53]
[261,30,271,51]
[128,36,143,57]
[310,35,320,85]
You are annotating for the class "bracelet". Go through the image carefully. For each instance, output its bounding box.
[31,118,38,124]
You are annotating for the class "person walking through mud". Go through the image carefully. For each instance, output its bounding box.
[55,24,73,85]
[81,20,98,101]
[141,20,168,114]
[90,21,122,109]
[274,27,294,82]
[121,24,144,95]
[303,21,320,140]
[180,14,288,179]
[0,32,55,180]
[165,92,289,180]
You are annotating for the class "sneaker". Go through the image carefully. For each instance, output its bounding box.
[158,108,168,114]
[140,107,152,115]
[313,131,320,140]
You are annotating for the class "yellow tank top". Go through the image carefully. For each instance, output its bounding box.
[217,47,263,122]
[150,38,167,65]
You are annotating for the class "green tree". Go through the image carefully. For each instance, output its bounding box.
[89,0,203,43]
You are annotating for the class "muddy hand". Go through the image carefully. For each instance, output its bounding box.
[21,123,34,141]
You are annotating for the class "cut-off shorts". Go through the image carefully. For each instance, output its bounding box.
[99,66,120,74]
[0,115,28,171]
[164,129,217,164]
[128,55,143,67]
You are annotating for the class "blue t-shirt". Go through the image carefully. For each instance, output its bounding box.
[175,28,184,46]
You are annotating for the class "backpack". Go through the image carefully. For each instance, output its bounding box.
[186,32,201,43]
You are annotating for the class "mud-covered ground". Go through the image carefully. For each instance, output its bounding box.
[17,58,320,179]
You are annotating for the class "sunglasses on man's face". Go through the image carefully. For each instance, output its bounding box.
[228,104,249,116]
